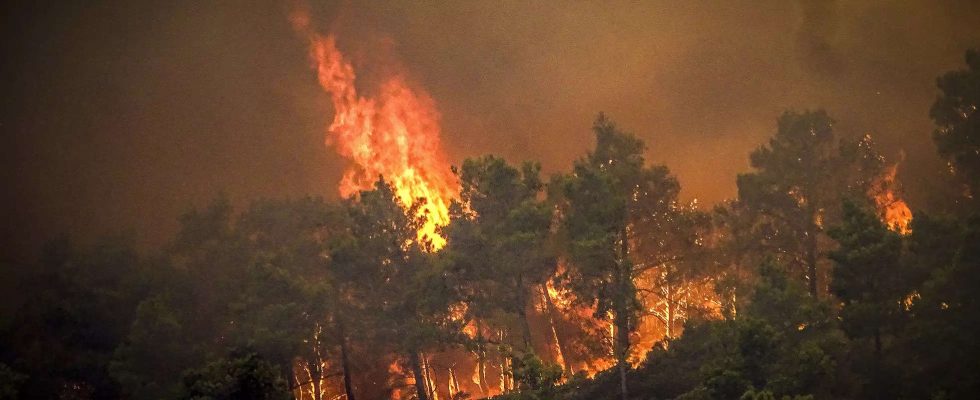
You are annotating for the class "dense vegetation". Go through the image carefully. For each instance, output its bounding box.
[2,50,980,400]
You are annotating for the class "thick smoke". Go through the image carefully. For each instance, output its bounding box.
[2,0,979,261]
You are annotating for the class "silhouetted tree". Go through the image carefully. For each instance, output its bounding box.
[932,49,980,196]
[737,110,881,297]
[902,214,980,398]
[4,237,149,399]
[552,114,683,400]
[828,200,907,398]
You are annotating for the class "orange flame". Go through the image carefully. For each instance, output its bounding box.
[871,163,913,234]
[292,9,455,248]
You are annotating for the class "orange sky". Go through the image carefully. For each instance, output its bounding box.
[3,0,979,261]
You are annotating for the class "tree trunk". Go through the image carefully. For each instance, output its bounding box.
[516,274,534,354]
[409,350,430,400]
[614,306,630,400]
[806,205,819,297]
[615,226,631,400]
[499,333,512,393]
[499,329,512,394]
[288,363,299,399]
[541,285,573,375]
[517,306,534,355]
[665,277,675,341]
[448,366,460,398]
[308,358,323,400]
[731,256,741,319]
[338,321,356,400]
[422,353,437,400]
[475,320,487,396]
[500,353,507,394]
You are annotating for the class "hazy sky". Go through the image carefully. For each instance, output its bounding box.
[3,0,979,261]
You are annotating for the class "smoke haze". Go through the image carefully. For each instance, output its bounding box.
[3,0,979,261]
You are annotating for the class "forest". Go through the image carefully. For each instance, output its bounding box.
[2,25,980,400]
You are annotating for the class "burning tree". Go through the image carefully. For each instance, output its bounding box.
[551,114,688,400]
[632,200,715,350]
[291,7,458,249]
[736,110,907,297]
[331,179,462,400]
[442,155,558,395]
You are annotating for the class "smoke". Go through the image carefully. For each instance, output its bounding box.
[796,0,841,77]
[3,0,980,260]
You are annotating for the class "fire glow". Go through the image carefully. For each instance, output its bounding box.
[288,9,728,398]
[291,10,456,249]
[872,163,913,234]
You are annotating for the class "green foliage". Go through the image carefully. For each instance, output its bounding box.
[828,201,905,356]
[554,114,660,314]
[334,178,461,399]
[553,114,687,398]
[512,353,563,393]
[494,354,564,400]
[445,155,555,352]
[619,259,843,400]
[180,352,291,400]
[108,198,247,399]
[111,295,196,399]
[231,197,340,368]
[736,110,883,296]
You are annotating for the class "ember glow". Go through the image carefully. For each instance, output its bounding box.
[291,9,456,249]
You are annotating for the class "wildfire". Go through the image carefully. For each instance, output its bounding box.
[871,163,913,234]
[286,8,729,398]
[291,9,456,248]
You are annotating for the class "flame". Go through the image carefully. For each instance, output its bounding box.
[388,359,408,400]
[870,163,913,234]
[287,8,735,392]
[291,9,456,249]
[902,291,921,311]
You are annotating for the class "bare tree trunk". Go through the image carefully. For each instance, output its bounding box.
[498,330,512,394]
[421,353,438,400]
[409,351,429,400]
[541,285,573,375]
[615,226,630,400]
[517,307,534,355]
[308,358,323,400]
[500,353,507,394]
[665,278,675,342]
[288,363,299,399]
[516,274,534,354]
[475,320,487,396]
[448,366,459,398]
[505,353,512,392]
[614,306,630,400]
